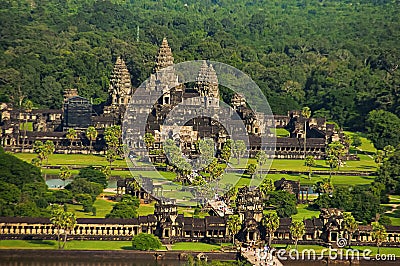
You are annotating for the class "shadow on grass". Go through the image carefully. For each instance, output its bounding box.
[313,164,329,169]
[358,165,376,169]
[121,246,135,250]
[27,240,56,246]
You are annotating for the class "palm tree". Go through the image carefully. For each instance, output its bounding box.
[106,148,117,168]
[374,150,385,164]
[259,178,275,198]
[59,166,72,187]
[66,128,77,154]
[227,215,241,245]
[371,222,387,255]
[325,154,338,179]
[144,132,155,149]
[255,150,267,178]
[290,220,305,250]
[246,163,257,178]
[62,211,77,249]
[343,213,358,248]
[305,155,315,179]
[43,140,55,165]
[85,126,98,154]
[232,140,246,164]
[313,178,334,196]
[50,205,77,250]
[262,212,280,247]
[50,205,65,249]
[21,99,33,152]
[301,107,311,159]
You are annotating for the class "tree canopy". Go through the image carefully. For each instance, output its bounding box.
[0,0,398,132]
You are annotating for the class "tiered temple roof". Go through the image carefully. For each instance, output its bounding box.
[108,57,133,107]
[154,37,174,73]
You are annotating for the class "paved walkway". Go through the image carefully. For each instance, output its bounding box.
[241,247,283,266]
[208,200,233,217]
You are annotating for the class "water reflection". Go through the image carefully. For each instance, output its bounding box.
[1,258,398,266]
[0,258,184,266]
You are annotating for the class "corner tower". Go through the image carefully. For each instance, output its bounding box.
[108,57,133,108]
[195,61,220,107]
[154,37,174,73]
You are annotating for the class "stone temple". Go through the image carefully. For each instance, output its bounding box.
[0,37,345,159]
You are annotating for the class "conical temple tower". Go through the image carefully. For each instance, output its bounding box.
[154,37,174,73]
[146,37,181,95]
[195,61,220,107]
[205,64,219,99]
[108,57,133,107]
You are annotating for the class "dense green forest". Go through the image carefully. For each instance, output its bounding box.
[0,0,399,132]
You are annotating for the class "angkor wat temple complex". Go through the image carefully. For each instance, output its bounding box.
[0,38,344,159]
[1,189,400,247]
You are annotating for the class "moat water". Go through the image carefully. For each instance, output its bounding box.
[0,258,398,266]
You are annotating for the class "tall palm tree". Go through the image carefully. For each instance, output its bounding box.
[59,166,72,187]
[21,100,33,152]
[255,150,267,178]
[305,155,315,179]
[43,140,55,165]
[144,132,155,149]
[262,212,280,247]
[301,107,311,159]
[85,126,98,154]
[290,220,305,250]
[343,213,358,248]
[371,222,387,255]
[227,215,241,245]
[66,128,77,154]
[62,211,77,249]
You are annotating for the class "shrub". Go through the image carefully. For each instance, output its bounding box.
[132,233,162,251]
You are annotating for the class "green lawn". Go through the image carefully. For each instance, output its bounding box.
[171,242,224,251]
[268,173,375,186]
[137,202,155,216]
[292,204,320,221]
[271,128,290,137]
[19,122,33,131]
[344,131,377,154]
[66,197,114,218]
[0,240,160,250]
[229,156,377,172]
[386,208,400,226]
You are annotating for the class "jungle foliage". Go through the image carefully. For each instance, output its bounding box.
[0,0,399,132]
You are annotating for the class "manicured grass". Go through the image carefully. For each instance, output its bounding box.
[261,173,375,186]
[19,122,33,131]
[344,131,377,154]
[171,242,223,251]
[270,157,377,172]
[229,157,377,172]
[0,240,58,249]
[15,153,153,168]
[0,240,155,250]
[271,128,290,137]
[66,197,115,218]
[292,204,320,221]
[386,208,400,226]
[137,202,155,216]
